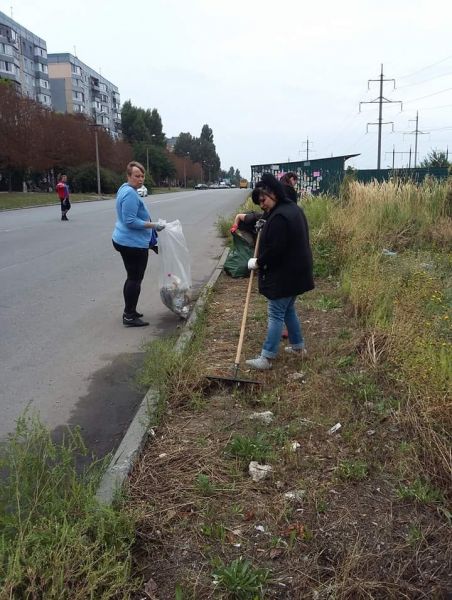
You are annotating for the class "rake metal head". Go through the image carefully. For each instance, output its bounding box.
[206,363,261,387]
[206,373,261,387]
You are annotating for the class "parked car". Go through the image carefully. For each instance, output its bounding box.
[195,183,208,189]
[137,185,148,197]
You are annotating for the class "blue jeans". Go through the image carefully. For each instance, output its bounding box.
[261,296,304,359]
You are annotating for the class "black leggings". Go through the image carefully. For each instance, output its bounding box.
[113,241,149,315]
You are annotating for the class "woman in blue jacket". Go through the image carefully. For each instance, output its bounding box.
[112,161,165,327]
[246,173,314,369]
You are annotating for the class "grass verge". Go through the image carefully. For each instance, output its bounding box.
[0,415,139,599]
[125,179,451,598]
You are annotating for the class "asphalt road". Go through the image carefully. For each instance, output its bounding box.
[0,188,247,459]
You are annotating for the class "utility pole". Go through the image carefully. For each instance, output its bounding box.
[301,137,312,161]
[384,146,411,169]
[404,111,428,168]
[360,64,402,170]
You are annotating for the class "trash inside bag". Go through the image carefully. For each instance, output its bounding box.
[157,220,192,318]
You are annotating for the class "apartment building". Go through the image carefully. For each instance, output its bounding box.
[48,53,121,138]
[0,10,52,107]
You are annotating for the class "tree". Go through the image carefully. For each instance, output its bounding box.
[0,83,133,191]
[120,100,165,145]
[173,124,222,182]
[174,132,198,158]
[420,150,450,168]
[200,124,214,144]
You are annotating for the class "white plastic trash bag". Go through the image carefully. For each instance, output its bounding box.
[157,219,192,318]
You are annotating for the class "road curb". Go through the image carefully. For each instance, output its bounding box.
[95,244,230,505]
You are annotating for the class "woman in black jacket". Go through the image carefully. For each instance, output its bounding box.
[279,171,299,203]
[245,173,314,370]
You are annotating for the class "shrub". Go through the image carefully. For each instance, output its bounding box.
[67,163,123,194]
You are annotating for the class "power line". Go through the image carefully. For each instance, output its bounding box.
[397,53,452,80]
[359,64,402,170]
[396,71,452,89]
[404,86,452,104]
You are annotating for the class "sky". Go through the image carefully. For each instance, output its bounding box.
[5,0,452,178]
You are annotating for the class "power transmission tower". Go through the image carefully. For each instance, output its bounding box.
[359,64,402,170]
[403,111,429,168]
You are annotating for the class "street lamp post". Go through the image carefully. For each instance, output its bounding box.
[94,126,101,196]
[184,152,189,188]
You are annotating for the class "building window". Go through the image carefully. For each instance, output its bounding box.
[38,78,49,89]
[0,42,14,56]
[36,62,48,74]
[0,60,16,74]
[37,93,51,105]
[34,46,47,58]
[71,64,82,76]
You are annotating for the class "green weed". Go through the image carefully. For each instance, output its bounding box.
[212,557,270,599]
[397,479,444,504]
[338,328,352,340]
[195,473,217,496]
[407,525,423,545]
[226,434,273,463]
[312,293,343,310]
[336,355,355,369]
[337,459,369,481]
[201,522,227,542]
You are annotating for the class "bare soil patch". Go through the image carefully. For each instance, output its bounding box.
[128,274,451,599]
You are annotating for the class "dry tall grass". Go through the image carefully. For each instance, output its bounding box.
[304,178,451,491]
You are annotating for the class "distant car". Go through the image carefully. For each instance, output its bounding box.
[195,183,208,190]
[137,185,148,197]
[219,182,228,188]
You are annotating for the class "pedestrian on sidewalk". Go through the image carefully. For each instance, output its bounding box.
[56,174,71,221]
[245,173,314,370]
[112,161,166,328]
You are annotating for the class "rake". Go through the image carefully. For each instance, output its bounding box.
[207,229,262,387]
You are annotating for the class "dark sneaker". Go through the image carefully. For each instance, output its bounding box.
[123,311,143,319]
[123,315,149,327]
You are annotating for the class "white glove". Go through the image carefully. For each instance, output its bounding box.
[154,219,166,232]
[248,258,258,270]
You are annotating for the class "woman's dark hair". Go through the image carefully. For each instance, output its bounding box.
[251,173,286,205]
[280,172,298,185]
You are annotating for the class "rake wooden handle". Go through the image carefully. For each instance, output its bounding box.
[234,230,261,367]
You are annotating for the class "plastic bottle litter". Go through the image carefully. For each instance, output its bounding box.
[160,273,191,318]
[328,422,342,434]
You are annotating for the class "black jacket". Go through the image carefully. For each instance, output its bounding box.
[282,184,298,203]
[256,196,314,300]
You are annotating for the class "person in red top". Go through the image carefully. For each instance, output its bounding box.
[56,174,71,221]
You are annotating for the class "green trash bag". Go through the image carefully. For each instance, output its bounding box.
[224,230,255,278]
